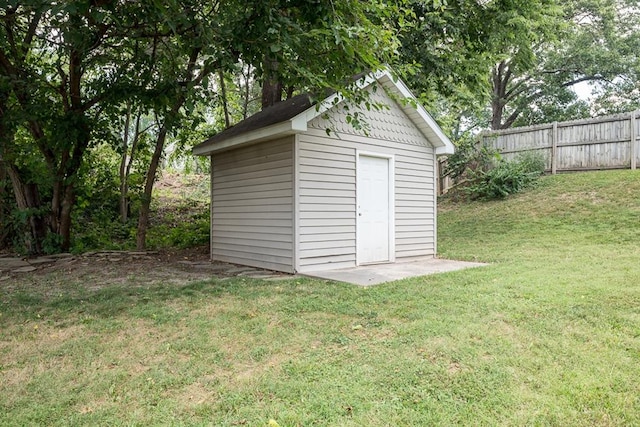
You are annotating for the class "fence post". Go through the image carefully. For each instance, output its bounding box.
[631,110,637,170]
[551,122,558,174]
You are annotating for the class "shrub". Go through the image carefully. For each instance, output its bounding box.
[443,137,497,180]
[467,152,546,200]
[146,211,209,249]
[516,150,547,175]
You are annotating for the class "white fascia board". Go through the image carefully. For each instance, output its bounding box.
[376,70,455,155]
[435,145,455,155]
[290,73,380,126]
[193,121,296,155]
[415,105,455,154]
[290,93,343,126]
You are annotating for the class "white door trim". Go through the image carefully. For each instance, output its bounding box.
[293,134,301,273]
[356,151,395,265]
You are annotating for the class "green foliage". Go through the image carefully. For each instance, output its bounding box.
[467,152,546,200]
[403,0,640,134]
[75,144,121,221]
[443,136,546,201]
[145,192,209,250]
[40,232,63,255]
[68,201,211,254]
[70,220,133,254]
[443,137,497,180]
[146,211,209,250]
[491,0,640,128]
[4,205,50,255]
[5,209,32,255]
[403,0,563,122]
[1,0,409,252]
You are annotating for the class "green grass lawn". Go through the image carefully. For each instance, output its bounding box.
[2,170,640,426]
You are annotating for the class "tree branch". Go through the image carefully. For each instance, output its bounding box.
[21,10,42,63]
[501,107,524,129]
[561,75,607,87]
[505,79,534,101]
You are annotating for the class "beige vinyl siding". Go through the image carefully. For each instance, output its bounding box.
[297,132,436,271]
[296,136,357,271]
[394,151,435,258]
[296,88,437,271]
[211,137,294,272]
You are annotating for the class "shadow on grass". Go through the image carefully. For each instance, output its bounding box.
[0,278,272,322]
[0,276,366,325]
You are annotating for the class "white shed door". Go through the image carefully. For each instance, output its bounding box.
[358,155,391,264]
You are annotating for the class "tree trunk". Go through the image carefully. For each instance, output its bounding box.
[58,184,75,252]
[261,57,282,109]
[261,78,283,109]
[491,60,528,130]
[49,131,90,252]
[5,163,48,254]
[491,62,507,130]
[136,126,168,250]
[219,70,230,128]
[135,47,202,250]
[119,104,132,223]
[0,166,8,249]
[241,64,252,120]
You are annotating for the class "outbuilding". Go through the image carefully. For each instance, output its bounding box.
[193,70,455,274]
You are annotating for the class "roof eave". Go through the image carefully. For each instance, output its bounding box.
[375,70,455,155]
[193,120,308,156]
[435,145,455,155]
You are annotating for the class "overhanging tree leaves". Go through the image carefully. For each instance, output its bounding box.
[134,0,412,249]
[400,0,563,133]
[1,0,411,252]
[0,1,158,251]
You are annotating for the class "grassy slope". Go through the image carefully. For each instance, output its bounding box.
[1,170,639,426]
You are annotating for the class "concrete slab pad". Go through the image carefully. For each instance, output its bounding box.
[303,258,487,286]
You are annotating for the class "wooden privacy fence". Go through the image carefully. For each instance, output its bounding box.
[480,111,640,173]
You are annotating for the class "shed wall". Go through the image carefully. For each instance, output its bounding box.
[211,137,295,272]
[297,88,436,272]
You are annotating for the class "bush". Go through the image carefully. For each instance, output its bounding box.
[467,152,546,200]
[443,137,497,180]
[71,219,134,254]
[146,210,209,249]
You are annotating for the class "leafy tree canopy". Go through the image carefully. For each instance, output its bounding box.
[402,0,640,133]
[0,0,411,252]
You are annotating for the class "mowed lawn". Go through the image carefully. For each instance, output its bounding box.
[2,170,640,426]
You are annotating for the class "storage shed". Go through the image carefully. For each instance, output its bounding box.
[193,70,455,274]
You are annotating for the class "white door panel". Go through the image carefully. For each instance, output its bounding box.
[358,155,391,264]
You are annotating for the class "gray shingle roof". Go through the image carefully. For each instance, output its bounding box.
[197,93,315,147]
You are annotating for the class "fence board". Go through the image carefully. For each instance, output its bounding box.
[481,111,639,174]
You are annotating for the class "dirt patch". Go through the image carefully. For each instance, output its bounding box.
[0,246,293,296]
